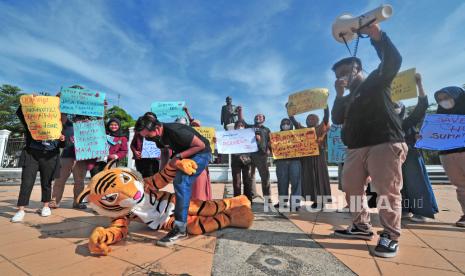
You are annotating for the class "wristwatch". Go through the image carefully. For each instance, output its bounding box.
[175,153,183,160]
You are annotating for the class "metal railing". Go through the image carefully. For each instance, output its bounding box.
[1,138,25,168]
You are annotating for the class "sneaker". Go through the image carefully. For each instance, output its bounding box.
[40,207,51,217]
[310,202,323,210]
[11,210,25,222]
[401,212,412,219]
[156,226,188,247]
[274,203,289,210]
[334,224,374,240]
[410,214,430,223]
[336,205,350,213]
[374,233,399,258]
[72,203,87,210]
[456,215,465,228]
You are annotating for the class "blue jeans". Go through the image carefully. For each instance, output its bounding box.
[173,152,211,229]
[275,159,302,205]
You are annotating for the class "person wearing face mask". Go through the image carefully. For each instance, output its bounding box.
[290,107,331,210]
[11,101,64,223]
[230,120,253,202]
[273,118,302,211]
[135,113,212,246]
[237,106,272,202]
[395,73,438,222]
[50,114,89,210]
[131,112,161,178]
[434,86,465,228]
[90,118,128,176]
[330,24,407,258]
[175,116,188,125]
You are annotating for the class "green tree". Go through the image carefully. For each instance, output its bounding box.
[105,105,135,135]
[0,84,24,135]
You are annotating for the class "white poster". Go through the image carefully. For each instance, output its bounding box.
[141,138,161,158]
[216,128,258,154]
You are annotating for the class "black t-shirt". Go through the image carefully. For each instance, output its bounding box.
[154,123,211,155]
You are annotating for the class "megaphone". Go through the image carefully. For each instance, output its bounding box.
[332,4,393,43]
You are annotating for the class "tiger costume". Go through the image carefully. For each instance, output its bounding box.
[77,159,254,255]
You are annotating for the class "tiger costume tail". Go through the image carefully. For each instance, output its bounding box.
[144,161,254,234]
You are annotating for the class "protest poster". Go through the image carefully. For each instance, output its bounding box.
[287,88,329,116]
[74,119,109,160]
[391,68,417,102]
[20,95,62,140]
[270,128,319,159]
[59,87,106,117]
[216,128,258,154]
[141,138,161,158]
[415,114,465,150]
[194,127,216,152]
[151,101,185,122]
[327,124,347,163]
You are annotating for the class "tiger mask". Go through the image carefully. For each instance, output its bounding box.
[76,159,197,218]
[76,159,254,255]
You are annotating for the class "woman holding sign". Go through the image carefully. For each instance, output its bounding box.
[11,103,63,223]
[50,114,89,210]
[434,86,465,228]
[395,73,438,222]
[231,120,254,202]
[290,107,331,209]
[90,118,128,176]
[274,118,302,211]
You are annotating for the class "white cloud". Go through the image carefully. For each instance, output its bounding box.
[0,0,224,124]
[215,55,288,96]
[1,0,463,129]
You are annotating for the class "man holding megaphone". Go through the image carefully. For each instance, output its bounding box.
[331,23,407,258]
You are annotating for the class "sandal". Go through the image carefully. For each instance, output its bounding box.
[49,201,59,209]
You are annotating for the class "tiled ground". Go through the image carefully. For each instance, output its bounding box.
[283,184,465,276]
[0,182,464,275]
[0,183,225,276]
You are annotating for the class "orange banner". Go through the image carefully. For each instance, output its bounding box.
[20,95,62,140]
[270,128,319,159]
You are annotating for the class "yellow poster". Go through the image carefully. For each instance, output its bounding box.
[270,128,319,159]
[194,127,216,152]
[391,68,417,102]
[20,95,62,140]
[287,88,329,116]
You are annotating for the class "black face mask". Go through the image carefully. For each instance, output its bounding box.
[146,135,161,143]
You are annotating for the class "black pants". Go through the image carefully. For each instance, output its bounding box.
[250,153,271,196]
[17,148,60,206]
[135,159,160,178]
[231,160,253,201]
[90,161,107,177]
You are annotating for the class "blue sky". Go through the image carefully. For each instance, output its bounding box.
[1,0,464,131]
